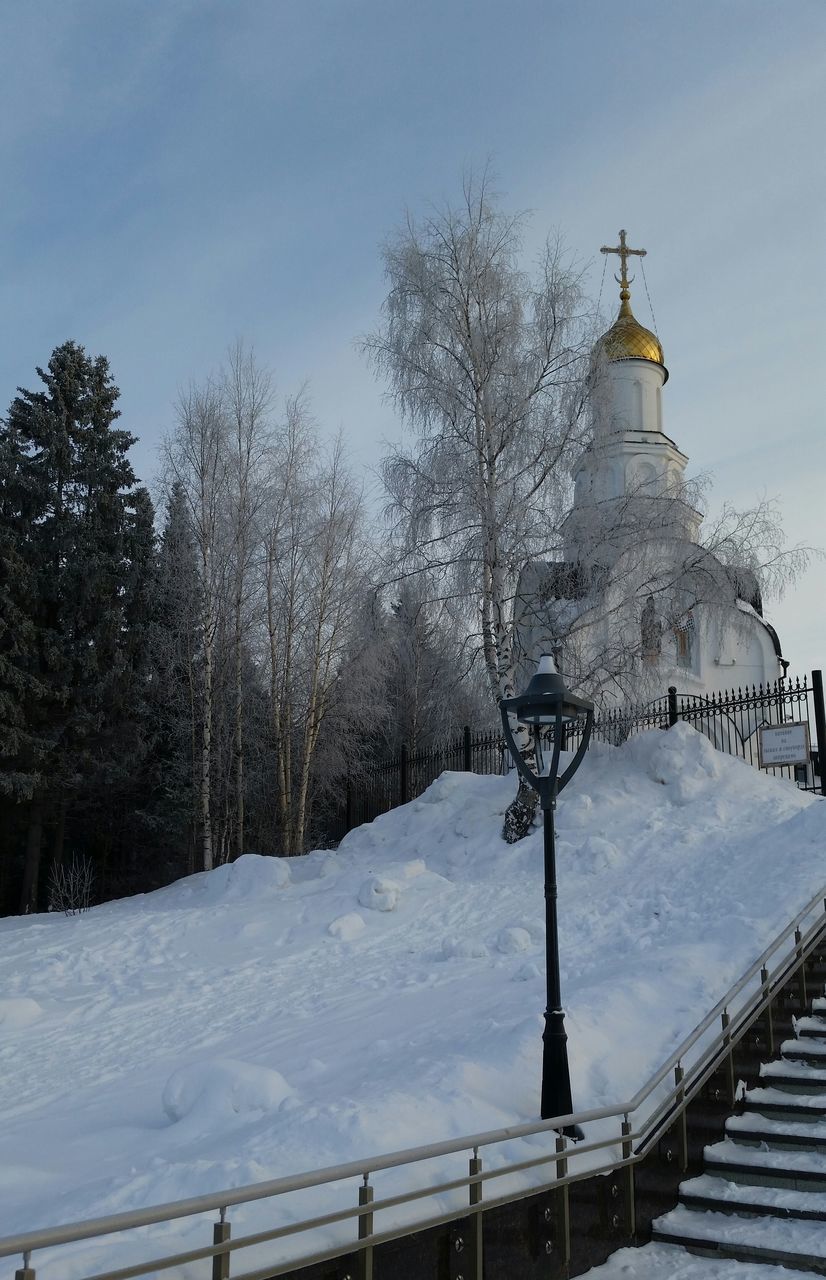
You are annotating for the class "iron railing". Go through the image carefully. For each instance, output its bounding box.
[4,883,826,1280]
[342,673,826,834]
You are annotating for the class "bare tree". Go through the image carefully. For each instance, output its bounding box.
[164,381,230,872]
[261,403,370,853]
[363,174,593,839]
[222,342,273,860]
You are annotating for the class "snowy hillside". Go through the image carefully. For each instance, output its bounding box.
[2,724,825,1278]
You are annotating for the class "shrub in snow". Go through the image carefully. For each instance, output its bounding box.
[440,936,490,960]
[328,912,366,941]
[225,854,290,895]
[578,835,621,873]
[496,926,533,955]
[358,877,401,912]
[162,1058,293,1124]
[48,855,94,914]
[0,997,44,1029]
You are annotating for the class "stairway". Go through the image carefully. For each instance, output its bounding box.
[651,994,826,1273]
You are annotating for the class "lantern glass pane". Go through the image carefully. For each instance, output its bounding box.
[533,725,546,776]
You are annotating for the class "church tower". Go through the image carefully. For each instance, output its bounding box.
[515,229,786,706]
[564,231,699,565]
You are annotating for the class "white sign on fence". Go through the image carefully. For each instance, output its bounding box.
[758,721,810,769]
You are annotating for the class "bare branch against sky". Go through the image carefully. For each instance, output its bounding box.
[1,0,824,672]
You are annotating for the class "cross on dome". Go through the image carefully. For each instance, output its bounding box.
[597,229,665,377]
[600,229,647,300]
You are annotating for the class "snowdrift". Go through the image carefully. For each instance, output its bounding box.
[1,724,824,1276]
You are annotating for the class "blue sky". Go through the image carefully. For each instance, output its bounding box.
[1,1,824,674]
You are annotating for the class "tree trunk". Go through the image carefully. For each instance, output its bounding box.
[234,594,244,861]
[52,795,67,866]
[20,792,44,913]
[201,624,214,872]
[502,778,538,844]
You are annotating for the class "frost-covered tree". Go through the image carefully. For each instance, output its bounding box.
[364,175,593,839]
[261,398,371,853]
[164,379,232,872]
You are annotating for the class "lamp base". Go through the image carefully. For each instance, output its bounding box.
[541,1008,575,1125]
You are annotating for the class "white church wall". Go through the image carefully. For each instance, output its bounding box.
[603,358,665,435]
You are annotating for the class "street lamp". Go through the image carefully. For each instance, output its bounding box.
[500,655,594,1127]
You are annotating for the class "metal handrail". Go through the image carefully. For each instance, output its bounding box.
[2,882,825,1278]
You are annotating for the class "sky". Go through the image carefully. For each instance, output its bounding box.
[1,0,824,676]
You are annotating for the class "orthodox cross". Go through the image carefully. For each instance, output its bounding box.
[600,229,646,293]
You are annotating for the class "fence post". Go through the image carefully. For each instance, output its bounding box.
[212,1209,231,1280]
[463,725,472,773]
[400,743,409,806]
[812,670,826,796]
[668,686,678,727]
[358,1173,374,1280]
[345,777,353,834]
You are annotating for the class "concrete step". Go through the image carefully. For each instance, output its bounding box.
[704,1137,826,1191]
[679,1171,826,1220]
[759,1059,826,1092]
[726,1111,826,1151]
[652,1203,826,1272]
[744,1085,826,1121]
[796,1015,826,1040]
[582,1241,826,1279]
[782,1038,826,1066]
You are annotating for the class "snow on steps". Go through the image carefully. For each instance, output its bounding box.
[584,1244,824,1280]
[653,1205,826,1270]
[643,987,826,1277]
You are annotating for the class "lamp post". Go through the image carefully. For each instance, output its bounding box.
[500,655,594,1125]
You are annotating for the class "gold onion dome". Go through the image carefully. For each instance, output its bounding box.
[598,229,668,382]
[600,289,667,381]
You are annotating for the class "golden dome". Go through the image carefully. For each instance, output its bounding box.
[600,290,668,381]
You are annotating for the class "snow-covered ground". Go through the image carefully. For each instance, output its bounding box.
[2,724,826,1278]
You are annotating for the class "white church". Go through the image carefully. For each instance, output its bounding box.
[515,230,786,709]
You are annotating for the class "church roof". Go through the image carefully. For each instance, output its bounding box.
[600,293,667,377]
[598,229,668,382]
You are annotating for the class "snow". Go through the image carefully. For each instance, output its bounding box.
[656,1203,826,1258]
[582,1244,825,1279]
[2,723,826,1278]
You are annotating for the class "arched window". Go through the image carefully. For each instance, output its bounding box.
[674,613,695,669]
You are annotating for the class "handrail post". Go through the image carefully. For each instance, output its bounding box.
[621,1115,636,1238]
[358,1173,374,1280]
[760,965,775,1056]
[674,1063,688,1170]
[469,1146,483,1280]
[212,1207,230,1280]
[555,1134,571,1268]
[721,1010,736,1106]
[795,927,808,1007]
[15,1252,35,1280]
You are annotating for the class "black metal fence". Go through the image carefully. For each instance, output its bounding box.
[339,672,826,838]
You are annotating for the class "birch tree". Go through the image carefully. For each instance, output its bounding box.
[223,342,272,860]
[164,380,230,872]
[364,175,593,840]
[262,403,369,853]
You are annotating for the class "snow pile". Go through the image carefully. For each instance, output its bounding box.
[0,724,824,1277]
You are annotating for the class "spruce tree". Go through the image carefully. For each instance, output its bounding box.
[3,341,153,911]
[139,481,201,882]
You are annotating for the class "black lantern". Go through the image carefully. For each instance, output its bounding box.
[500,655,594,1127]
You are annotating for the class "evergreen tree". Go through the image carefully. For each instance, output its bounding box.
[138,482,201,882]
[2,341,153,911]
